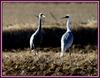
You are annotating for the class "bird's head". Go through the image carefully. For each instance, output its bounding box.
[39,13,45,18]
[62,14,72,29]
[62,14,72,23]
[62,14,71,20]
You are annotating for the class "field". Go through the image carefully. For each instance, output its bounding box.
[2,2,98,76]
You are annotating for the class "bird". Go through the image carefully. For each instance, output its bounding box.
[60,15,73,57]
[30,13,45,52]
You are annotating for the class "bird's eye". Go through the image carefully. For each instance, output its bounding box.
[66,16,69,18]
[41,14,43,16]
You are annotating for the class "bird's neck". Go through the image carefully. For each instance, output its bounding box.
[66,19,71,32]
[38,18,42,30]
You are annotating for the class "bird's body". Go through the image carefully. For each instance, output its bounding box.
[60,15,73,57]
[30,13,45,50]
[61,31,73,52]
[30,29,44,49]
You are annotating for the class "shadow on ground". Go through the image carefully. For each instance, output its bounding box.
[3,27,97,50]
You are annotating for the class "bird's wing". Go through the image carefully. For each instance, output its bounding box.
[63,32,73,51]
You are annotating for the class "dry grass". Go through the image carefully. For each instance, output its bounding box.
[3,45,97,76]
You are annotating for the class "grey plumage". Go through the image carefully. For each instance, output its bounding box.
[60,15,73,57]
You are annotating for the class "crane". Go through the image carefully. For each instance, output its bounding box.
[60,15,73,57]
[30,13,45,52]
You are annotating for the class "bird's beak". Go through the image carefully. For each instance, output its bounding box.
[42,15,45,18]
[61,16,66,19]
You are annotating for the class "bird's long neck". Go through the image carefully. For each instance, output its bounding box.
[66,18,71,32]
[38,17,42,30]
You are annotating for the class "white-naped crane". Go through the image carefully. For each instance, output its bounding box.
[60,15,73,57]
[30,13,45,52]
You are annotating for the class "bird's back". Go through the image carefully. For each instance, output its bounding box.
[61,31,73,52]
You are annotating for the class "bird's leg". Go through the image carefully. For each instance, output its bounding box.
[30,49,34,53]
[31,49,38,55]
[59,53,64,64]
[35,49,38,55]
[30,47,38,55]
[29,48,34,53]
[30,49,31,53]
[60,52,64,57]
